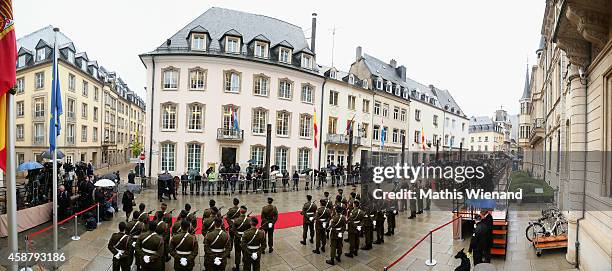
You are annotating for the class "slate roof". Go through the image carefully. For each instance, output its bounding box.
[521,65,531,100]
[156,7,310,53]
[361,53,466,117]
[469,116,493,126]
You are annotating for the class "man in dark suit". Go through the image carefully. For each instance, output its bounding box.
[469,214,491,266]
[480,209,493,263]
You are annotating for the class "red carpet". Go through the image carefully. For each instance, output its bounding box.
[150,210,303,235]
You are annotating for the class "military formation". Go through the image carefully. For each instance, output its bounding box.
[301,188,399,265]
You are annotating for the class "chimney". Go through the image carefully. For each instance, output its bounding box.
[397,65,407,81]
[355,46,362,61]
[310,13,317,54]
[389,59,397,68]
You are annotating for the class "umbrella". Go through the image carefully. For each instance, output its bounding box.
[246,159,256,164]
[41,150,65,159]
[465,199,496,209]
[158,173,173,181]
[17,161,44,172]
[94,178,116,187]
[100,173,118,180]
[301,168,313,174]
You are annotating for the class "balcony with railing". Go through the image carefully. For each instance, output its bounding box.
[529,118,545,144]
[325,133,362,146]
[217,128,244,141]
[33,136,45,146]
[66,112,76,122]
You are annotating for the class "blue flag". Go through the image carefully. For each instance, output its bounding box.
[232,107,239,130]
[380,126,385,150]
[49,45,62,152]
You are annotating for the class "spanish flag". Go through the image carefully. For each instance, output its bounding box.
[313,107,318,148]
[0,0,16,171]
[421,127,426,151]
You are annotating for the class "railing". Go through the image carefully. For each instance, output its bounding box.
[325,133,362,146]
[33,136,45,145]
[384,215,463,270]
[529,118,545,141]
[217,128,244,141]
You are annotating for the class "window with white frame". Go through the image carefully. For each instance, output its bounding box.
[328,117,337,134]
[362,99,370,113]
[392,129,399,143]
[373,125,380,140]
[250,146,265,167]
[191,34,206,51]
[393,106,399,120]
[382,103,389,117]
[252,108,267,134]
[330,70,336,79]
[254,42,268,58]
[16,101,24,117]
[226,37,240,53]
[16,124,24,140]
[187,143,202,172]
[36,48,46,61]
[414,130,421,143]
[394,85,401,96]
[400,129,406,143]
[163,69,178,90]
[190,69,206,90]
[301,54,312,69]
[67,99,75,119]
[279,48,291,63]
[278,79,292,99]
[329,90,338,106]
[81,125,88,142]
[376,79,382,90]
[361,123,368,138]
[34,98,45,117]
[362,80,369,89]
[433,115,438,126]
[93,107,98,122]
[386,82,392,93]
[222,105,239,130]
[93,127,98,142]
[275,147,289,171]
[81,103,88,119]
[253,75,269,96]
[66,124,75,144]
[374,101,381,115]
[82,80,88,96]
[382,126,388,141]
[68,74,75,90]
[17,55,26,68]
[400,109,407,122]
[301,84,313,103]
[16,77,24,93]
[327,149,335,164]
[348,75,355,84]
[224,71,241,93]
[276,111,290,136]
[161,103,177,130]
[348,95,356,110]
[188,103,203,131]
[298,148,310,171]
[160,142,176,172]
[34,123,44,143]
[67,50,75,63]
[414,109,421,121]
[94,87,99,101]
[299,114,312,138]
[35,72,44,89]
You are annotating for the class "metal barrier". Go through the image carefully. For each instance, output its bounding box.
[384,215,462,270]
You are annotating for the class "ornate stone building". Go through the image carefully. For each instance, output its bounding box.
[520,0,612,268]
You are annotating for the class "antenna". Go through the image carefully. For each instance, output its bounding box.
[329,25,337,67]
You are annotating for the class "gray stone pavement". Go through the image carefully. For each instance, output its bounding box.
[1,165,577,271]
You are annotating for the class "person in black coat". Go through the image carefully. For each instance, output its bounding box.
[480,210,494,263]
[469,215,491,266]
[121,190,135,222]
[292,171,300,191]
[127,170,136,184]
[57,185,71,220]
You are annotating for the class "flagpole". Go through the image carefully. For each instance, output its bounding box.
[52,27,60,270]
[6,89,18,271]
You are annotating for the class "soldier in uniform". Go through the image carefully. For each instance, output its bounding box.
[126,211,144,269]
[108,222,133,271]
[172,210,188,236]
[360,206,374,250]
[345,200,364,257]
[226,198,242,256]
[154,207,171,262]
[313,198,330,254]
[241,217,266,271]
[326,205,346,265]
[169,220,198,271]
[385,199,397,236]
[408,181,417,219]
[202,206,219,237]
[232,206,251,271]
[260,197,278,253]
[184,203,197,234]
[135,222,165,271]
[202,199,217,219]
[203,218,231,271]
[300,195,317,245]
[373,202,386,244]
[137,203,149,222]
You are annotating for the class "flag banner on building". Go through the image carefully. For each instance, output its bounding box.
[232,105,239,130]
[421,127,426,150]
[313,107,318,148]
[0,0,16,171]
[345,114,355,135]
[49,41,63,152]
[380,120,385,150]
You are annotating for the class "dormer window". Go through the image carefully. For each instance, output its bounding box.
[191,34,207,51]
[254,42,268,58]
[226,37,240,54]
[386,82,392,93]
[362,80,368,89]
[403,89,408,99]
[92,67,98,78]
[67,50,75,64]
[348,75,355,84]
[17,55,26,68]
[394,85,400,96]
[330,70,336,79]
[279,48,291,63]
[376,79,382,90]
[301,54,313,69]
[81,60,87,71]
[36,48,46,61]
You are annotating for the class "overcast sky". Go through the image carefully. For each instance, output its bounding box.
[14,0,544,117]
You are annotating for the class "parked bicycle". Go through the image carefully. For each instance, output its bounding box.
[525,207,568,242]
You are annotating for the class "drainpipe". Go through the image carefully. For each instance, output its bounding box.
[148,56,156,178]
[575,66,588,268]
[318,79,326,170]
